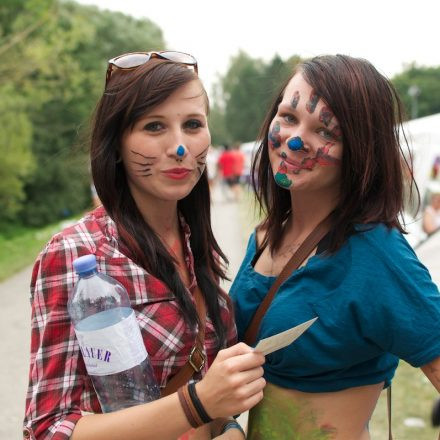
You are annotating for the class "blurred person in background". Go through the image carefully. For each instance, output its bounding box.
[423,183,440,235]
[231,54,440,439]
[217,144,237,201]
[231,143,245,201]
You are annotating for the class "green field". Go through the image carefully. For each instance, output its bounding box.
[0,219,78,282]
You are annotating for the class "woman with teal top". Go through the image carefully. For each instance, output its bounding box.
[230,54,440,439]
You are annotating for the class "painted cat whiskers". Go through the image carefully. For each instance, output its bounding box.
[130,149,156,177]
[196,145,209,176]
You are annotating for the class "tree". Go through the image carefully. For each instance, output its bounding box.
[215,52,301,144]
[0,0,166,226]
[392,63,440,120]
[0,86,34,222]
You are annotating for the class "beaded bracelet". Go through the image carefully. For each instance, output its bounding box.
[187,382,213,424]
[221,420,246,437]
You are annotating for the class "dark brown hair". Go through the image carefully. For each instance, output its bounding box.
[252,54,418,253]
[91,59,229,347]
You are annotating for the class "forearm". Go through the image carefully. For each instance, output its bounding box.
[71,392,191,440]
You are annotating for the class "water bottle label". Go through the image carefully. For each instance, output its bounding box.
[75,311,148,376]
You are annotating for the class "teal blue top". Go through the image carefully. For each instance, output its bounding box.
[230,224,440,392]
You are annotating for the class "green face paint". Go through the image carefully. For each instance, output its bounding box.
[274,171,292,188]
[247,385,337,440]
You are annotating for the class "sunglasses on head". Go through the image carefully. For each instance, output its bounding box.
[105,51,198,87]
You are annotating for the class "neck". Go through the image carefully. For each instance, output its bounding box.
[136,198,180,241]
[286,189,338,239]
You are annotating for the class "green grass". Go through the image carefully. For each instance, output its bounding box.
[0,218,79,282]
[237,188,440,439]
[370,361,438,439]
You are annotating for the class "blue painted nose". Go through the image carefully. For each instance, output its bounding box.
[287,137,304,151]
[176,145,185,157]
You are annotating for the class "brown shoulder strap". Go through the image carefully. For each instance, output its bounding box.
[243,215,332,346]
[162,286,207,396]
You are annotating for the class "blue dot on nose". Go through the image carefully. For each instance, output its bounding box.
[176,145,185,157]
[287,137,304,151]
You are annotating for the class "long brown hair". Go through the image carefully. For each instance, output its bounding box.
[91,59,229,347]
[252,54,418,253]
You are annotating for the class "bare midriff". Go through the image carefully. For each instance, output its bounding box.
[247,381,384,440]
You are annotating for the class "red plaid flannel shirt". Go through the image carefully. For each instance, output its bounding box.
[23,207,237,439]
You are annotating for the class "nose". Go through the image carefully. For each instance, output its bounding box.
[172,144,188,162]
[287,136,304,151]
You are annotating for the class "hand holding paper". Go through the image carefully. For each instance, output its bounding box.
[254,317,318,355]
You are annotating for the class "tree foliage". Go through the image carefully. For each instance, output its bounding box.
[392,63,440,120]
[212,51,301,144]
[0,0,165,227]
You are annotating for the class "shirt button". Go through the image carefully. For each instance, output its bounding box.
[23,428,31,438]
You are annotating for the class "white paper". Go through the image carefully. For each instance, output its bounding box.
[254,317,318,355]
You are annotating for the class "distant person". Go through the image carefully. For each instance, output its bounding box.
[217,144,237,201]
[423,189,440,235]
[431,155,440,179]
[231,143,245,200]
[23,51,265,440]
[230,54,440,439]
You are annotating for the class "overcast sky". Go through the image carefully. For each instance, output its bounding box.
[77,0,440,96]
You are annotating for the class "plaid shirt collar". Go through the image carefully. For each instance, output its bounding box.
[98,206,197,291]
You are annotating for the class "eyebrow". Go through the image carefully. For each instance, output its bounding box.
[143,112,206,120]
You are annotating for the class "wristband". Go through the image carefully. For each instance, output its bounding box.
[177,385,204,428]
[188,381,213,424]
[220,421,246,437]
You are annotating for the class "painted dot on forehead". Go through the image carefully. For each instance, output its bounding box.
[287,136,304,151]
[291,91,300,109]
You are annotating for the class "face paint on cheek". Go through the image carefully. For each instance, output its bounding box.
[291,91,300,109]
[196,145,210,176]
[315,142,341,166]
[130,149,157,177]
[330,125,343,142]
[268,121,281,149]
[306,91,320,114]
[274,161,293,188]
[319,107,334,127]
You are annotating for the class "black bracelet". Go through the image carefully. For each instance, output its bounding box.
[221,421,246,437]
[187,382,213,424]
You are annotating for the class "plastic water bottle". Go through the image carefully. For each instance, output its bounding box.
[68,254,160,412]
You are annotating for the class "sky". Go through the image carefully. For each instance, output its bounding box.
[77,0,440,97]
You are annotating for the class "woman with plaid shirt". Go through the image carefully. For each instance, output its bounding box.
[23,52,265,440]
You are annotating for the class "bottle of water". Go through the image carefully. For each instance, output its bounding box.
[68,254,160,412]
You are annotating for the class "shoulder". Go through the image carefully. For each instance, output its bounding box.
[33,207,116,279]
[46,207,112,253]
[350,223,411,256]
[345,223,429,280]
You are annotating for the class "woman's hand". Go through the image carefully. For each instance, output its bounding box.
[196,342,266,419]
